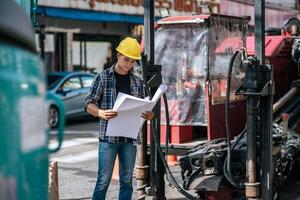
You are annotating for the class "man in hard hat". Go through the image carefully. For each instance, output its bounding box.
[85,37,153,200]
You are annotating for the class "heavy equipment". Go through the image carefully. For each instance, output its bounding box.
[0,1,64,199]
[141,1,300,200]
[154,14,299,143]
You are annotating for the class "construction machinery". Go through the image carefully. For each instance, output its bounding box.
[154,14,299,144]
[141,1,300,200]
[179,80,300,199]
[0,1,64,199]
[155,14,249,142]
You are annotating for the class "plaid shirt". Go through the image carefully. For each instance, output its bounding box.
[85,66,145,143]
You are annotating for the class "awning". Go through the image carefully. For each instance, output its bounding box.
[36,6,144,24]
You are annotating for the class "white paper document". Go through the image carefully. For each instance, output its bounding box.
[106,84,167,139]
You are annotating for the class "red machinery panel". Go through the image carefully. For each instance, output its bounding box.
[205,186,241,200]
[206,82,247,140]
[246,36,298,100]
[147,124,193,144]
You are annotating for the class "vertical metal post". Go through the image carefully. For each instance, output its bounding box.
[144,0,166,199]
[144,0,154,64]
[136,125,148,200]
[39,25,46,60]
[245,96,259,199]
[244,59,260,199]
[84,40,87,71]
[260,65,273,200]
[80,40,82,69]
[66,31,74,71]
[255,0,273,199]
[49,162,59,200]
[255,0,265,63]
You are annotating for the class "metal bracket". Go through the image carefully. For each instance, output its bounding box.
[235,81,272,96]
[144,64,162,88]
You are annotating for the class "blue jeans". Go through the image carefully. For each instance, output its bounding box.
[92,142,136,200]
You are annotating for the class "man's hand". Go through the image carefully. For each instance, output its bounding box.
[98,109,118,120]
[141,111,154,120]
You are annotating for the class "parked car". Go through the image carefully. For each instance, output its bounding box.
[47,71,96,128]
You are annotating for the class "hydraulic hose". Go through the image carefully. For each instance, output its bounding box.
[150,122,199,200]
[139,59,152,98]
[224,49,247,189]
[223,128,246,188]
[163,93,171,165]
[139,60,199,199]
[151,92,199,199]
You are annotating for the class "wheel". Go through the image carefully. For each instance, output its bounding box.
[49,105,59,129]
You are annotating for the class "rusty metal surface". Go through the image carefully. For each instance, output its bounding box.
[245,182,260,198]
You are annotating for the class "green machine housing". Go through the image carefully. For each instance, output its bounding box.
[0,0,64,199]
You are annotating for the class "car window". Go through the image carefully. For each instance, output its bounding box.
[81,75,94,88]
[47,75,64,90]
[62,77,81,91]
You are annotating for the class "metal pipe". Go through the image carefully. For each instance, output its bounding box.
[274,97,300,123]
[245,96,260,199]
[282,114,289,143]
[247,98,257,184]
[136,125,148,200]
[288,99,300,128]
[273,87,297,113]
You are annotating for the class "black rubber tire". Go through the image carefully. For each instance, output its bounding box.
[49,105,59,129]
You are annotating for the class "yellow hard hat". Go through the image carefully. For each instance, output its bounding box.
[116,37,142,60]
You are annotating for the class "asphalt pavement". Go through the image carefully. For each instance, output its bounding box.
[50,119,194,200]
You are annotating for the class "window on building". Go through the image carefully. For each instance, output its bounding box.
[72,41,111,73]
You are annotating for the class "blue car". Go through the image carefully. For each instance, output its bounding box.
[47,72,96,128]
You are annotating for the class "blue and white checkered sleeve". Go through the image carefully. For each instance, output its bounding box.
[84,73,103,110]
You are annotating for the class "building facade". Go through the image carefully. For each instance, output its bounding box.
[220,0,300,28]
[36,0,300,72]
[36,0,220,72]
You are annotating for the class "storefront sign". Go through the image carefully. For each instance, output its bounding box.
[90,0,219,13]
[38,0,219,16]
